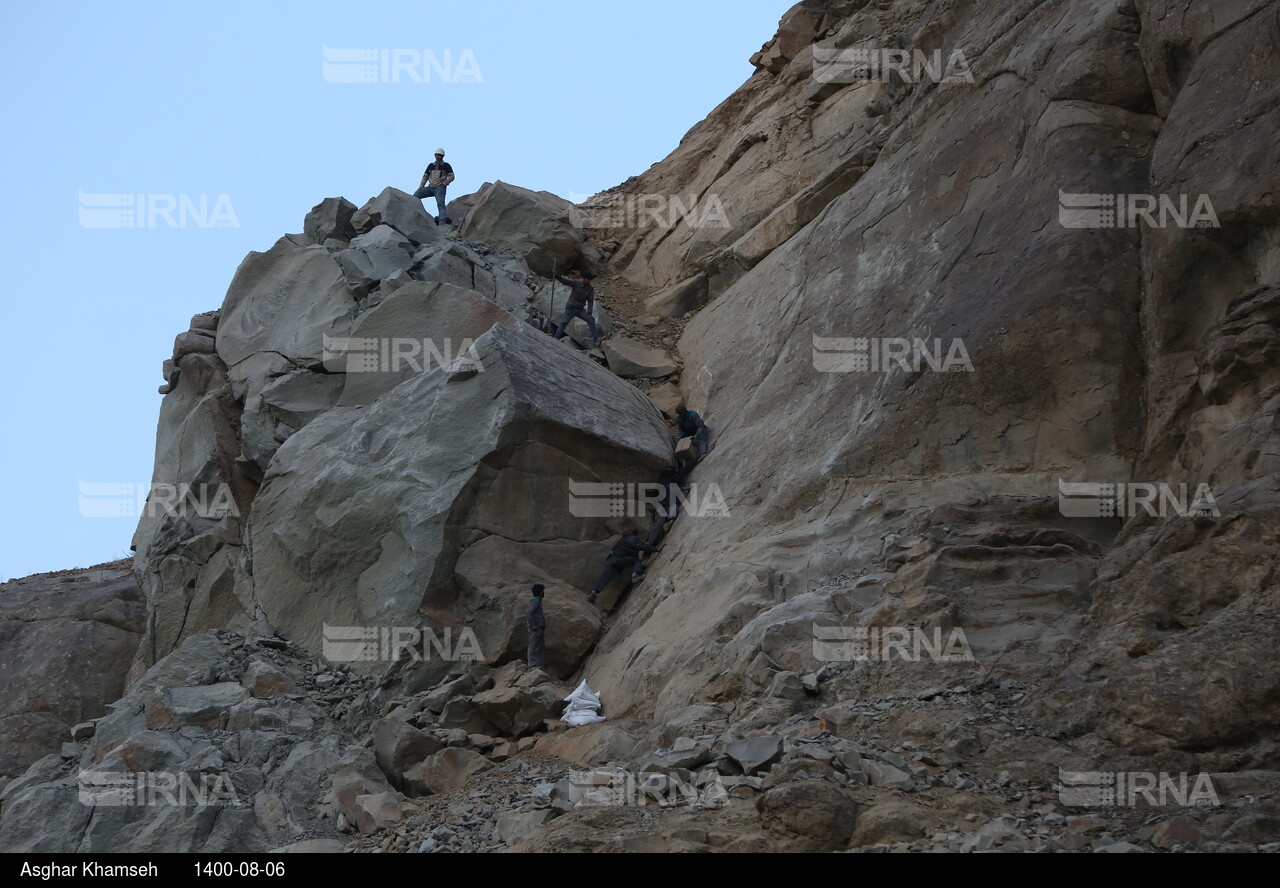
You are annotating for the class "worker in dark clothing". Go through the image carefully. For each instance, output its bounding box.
[526,584,546,668]
[646,464,689,546]
[675,404,710,460]
[414,148,455,224]
[553,272,599,344]
[588,530,659,604]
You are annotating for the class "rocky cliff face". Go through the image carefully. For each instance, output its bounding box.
[0,565,144,778]
[3,0,1278,854]
[585,0,1280,762]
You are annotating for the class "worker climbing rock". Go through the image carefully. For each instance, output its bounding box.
[588,530,659,604]
[414,147,455,224]
[553,272,600,345]
[675,404,711,461]
[526,583,546,668]
[646,464,689,546]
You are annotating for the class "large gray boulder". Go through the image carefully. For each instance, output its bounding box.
[402,747,491,796]
[726,734,783,775]
[145,682,249,731]
[334,225,416,297]
[372,717,442,791]
[469,683,564,737]
[757,780,859,853]
[242,660,296,698]
[0,767,94,852]
[459,181,584,276]
[213,234,353,466]
[303,197,357,244]
[172,328,216,359]
[216,235,355,374]
[332,281,518,407]
[204,233,361,485]
[601,338,678,378]
[0,566,145,777]
[98,730,187,772]
[245,322,671,683]
[410,244,473,288]
[332,746,400,832]
[351,187,440,247]
[207,231,356,480]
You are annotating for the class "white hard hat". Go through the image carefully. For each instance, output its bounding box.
[434,148,446,156]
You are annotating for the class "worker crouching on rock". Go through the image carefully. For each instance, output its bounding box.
[588,530,660,605]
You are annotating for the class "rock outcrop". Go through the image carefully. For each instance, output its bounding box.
[128,182,642,684]
[0,565,144,778]
[460,181,585,276]
[248,321,670,685]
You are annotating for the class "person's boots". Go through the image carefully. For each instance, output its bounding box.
[587,590,598,604]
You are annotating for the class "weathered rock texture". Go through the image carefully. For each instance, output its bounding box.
[0,565,144,777]
[581,0,1280,771]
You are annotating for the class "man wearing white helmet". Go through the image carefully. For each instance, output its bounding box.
[414,148,455,224]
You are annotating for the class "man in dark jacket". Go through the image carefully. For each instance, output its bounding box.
[553,272,599,344]
[675,404,710,460]
[588,530,659,603]
[414,147,455,224]
[526,583,546,668]
[646,464,689,546]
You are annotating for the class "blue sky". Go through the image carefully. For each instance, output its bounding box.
[0,0,789,580]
